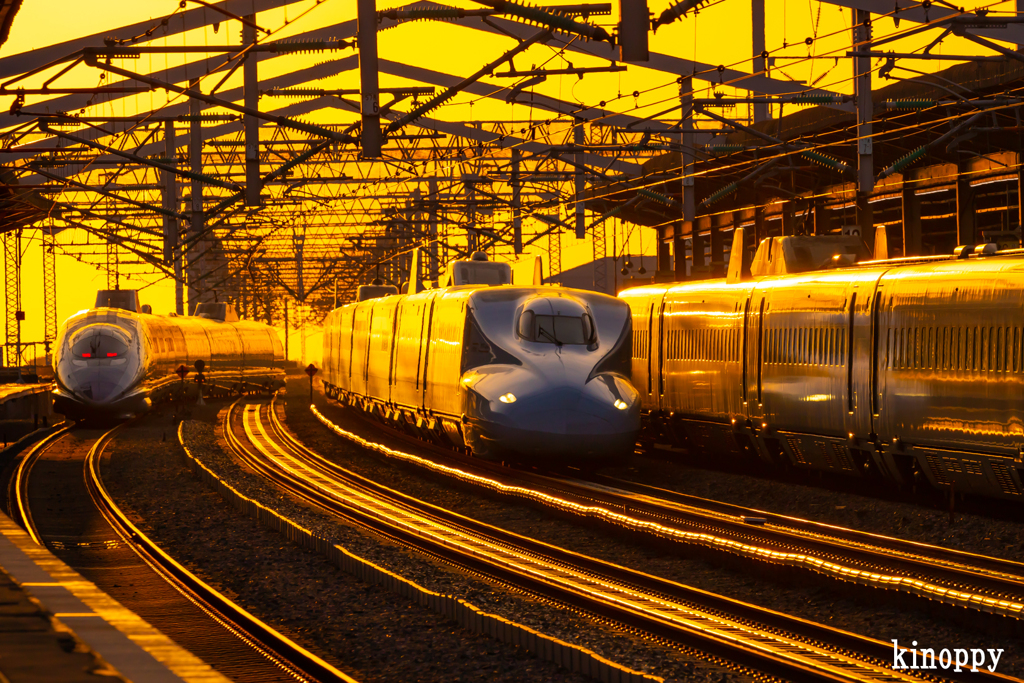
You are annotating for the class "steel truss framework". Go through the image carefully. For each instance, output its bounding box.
[0,0,1021,347]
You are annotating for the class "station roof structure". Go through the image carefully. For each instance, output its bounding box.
[0,0,1020,320]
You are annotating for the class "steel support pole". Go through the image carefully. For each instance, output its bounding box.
[512,148,523,254]
[1019,0,1024,51]
[162,120,183,315]
[752,0,768,123]
[680,76,695,223]
[574,121,585,239]
[618,0,649,62]
[162,120,177,264]
[243,15,262,207]
[854,8,874,237]
[42,224,56,365]
[188,85,203,314]
[357,0,382,157]
[428,177,439,280]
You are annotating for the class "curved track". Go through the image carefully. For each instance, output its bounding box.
[229,398,1011,683]
[12,421,357,683]
[310,401,1024,621]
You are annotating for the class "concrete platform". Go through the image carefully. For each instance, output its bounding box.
[0,511,229,683]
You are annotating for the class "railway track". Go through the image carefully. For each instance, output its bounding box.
[231,398,1011,683]
[309,401,1024,623]
[11,421,357,683]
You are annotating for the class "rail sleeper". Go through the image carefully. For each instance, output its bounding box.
[177,422,662,683]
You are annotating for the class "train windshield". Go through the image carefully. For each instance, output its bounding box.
[520,312,594,346]
[71,329,130,359]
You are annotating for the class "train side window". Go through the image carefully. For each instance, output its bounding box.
[968,327,975,371]
[996,327,1003,372]
[981,327,988,372]
[1015,328,1020,372]
[1005,327,1011,372]
[1006,326,1012,372]
[913,327,919,369]
[929,327,935,369]
[942,327,948,371]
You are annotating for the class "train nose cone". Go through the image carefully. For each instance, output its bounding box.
[463,370,640,463]
[57,324,136,405]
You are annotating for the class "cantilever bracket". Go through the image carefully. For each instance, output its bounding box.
[82,52,356,144]
[39,122,241,191]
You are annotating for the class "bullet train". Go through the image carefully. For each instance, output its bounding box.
[53,290,285,419]
[321,253,640,463]
[622,229,1024,501]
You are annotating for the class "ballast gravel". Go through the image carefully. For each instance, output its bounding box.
[284,378,1023,679]
[103,402,738,683]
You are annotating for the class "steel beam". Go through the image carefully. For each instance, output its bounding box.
[0,0,305,79]
[751,0,768,123]
[358,0,382,157]
[436,4,841,98]
[574,121,586,239]
[84,54,355,144]
[188,91,204,314]
[243,16,262,207]
[821,0,1024,47]
[681,76,695,223]
[854,7,875,211]
[511,148,523,253]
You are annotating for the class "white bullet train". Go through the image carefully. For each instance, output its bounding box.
[622,229,1024,501]
[321,254,640,463]
[53,290,285,419]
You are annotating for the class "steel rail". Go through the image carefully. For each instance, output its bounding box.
[224,399,1003,683]
[308,403,1024,620]
[78,423,360,683]
[11,426,74,544]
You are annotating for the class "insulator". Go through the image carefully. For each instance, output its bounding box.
[177,114,238,122]
[267,88,326,98]
[378,4,467,28]
[268,39,349,54]
[801,150,850,172]
[474,0,613,43]
[653,0,711,29]
[881,146,927,177]
[705,144,745,154]
[100,49,142,59]
[884,99,935,109]
[701,181,738,207]
[789,95,841,105]
[638,188,677,206]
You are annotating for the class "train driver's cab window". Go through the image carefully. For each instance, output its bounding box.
[72,328,130,360]
[518,310,595,345]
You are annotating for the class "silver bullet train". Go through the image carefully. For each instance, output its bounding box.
[622,229,1024,501]
[321,254,640,463]
[53,290,285,419]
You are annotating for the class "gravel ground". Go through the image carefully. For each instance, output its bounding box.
[287,379,1024,679]
[103,401,735,683]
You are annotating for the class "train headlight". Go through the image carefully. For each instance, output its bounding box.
[614,399,629,410]
[499,393,517,404]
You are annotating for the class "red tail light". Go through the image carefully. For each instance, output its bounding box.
[81,353,91,358]
[107,352,117,357]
